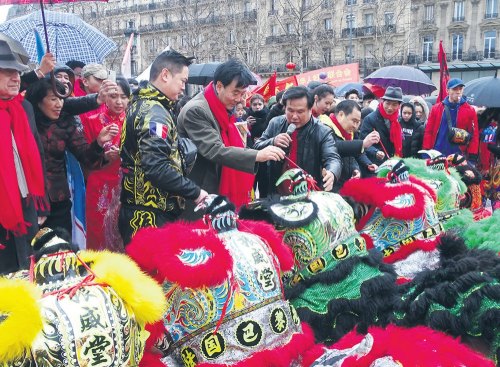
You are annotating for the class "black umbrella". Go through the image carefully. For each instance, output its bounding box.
[188,62,222,86]
[364,65,436,95]
[464,71,500,107]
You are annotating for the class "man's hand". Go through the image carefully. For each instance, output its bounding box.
[195,189,209,205]
[322,168,335,191]
[256,145,286,162]
[37,216,47,226]
[104,145,120,162]
[363,131,380,148]
[351,169,361,179]
[96,80,119,105]
[367,164,378,172]
[273,133,292,149]
[376,151,385,160]
[97,123,119,147]
[39,52,56,76]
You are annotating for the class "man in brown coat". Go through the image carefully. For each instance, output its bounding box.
[177,59,284,218]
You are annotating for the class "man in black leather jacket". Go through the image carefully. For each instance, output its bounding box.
[254,86,342,193]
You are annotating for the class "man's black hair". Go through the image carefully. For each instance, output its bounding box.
[313,84,335,100]
[362,92,376,101]
[66,60,86,70]
[150,49,195,82]
[282,86,314,109]
[344,88,360,99]
[213,59,256,88]
[335,99,361,116]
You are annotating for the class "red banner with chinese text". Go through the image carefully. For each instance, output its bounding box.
[295,63,359,87]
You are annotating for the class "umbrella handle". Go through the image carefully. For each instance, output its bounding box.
[50,71,73,98]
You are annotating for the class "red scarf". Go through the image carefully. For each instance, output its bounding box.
[378,103,403,157]
[329,113,353,140]
[0,95,46,235]
[204,82,254,206]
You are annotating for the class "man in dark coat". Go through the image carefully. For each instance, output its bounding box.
[254,86,342,192]
[360,86,404,163]
[0,40,47,275]
[325,100,380,191]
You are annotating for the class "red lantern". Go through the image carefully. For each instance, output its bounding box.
[286,62,296,70]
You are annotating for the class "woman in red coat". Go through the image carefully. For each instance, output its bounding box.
[84,77,130,250]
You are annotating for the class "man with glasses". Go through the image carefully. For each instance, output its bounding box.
[178,59,284,218]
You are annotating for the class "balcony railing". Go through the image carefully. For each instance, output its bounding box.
[363,0,376,3]
[452,16,465,22]
[485,12,498,19]
[341,25,395,38]
[423,18,435,25]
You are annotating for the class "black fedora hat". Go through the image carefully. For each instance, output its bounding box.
[0,32,30,65]
[382,86,403,102]
[0,39,29,72]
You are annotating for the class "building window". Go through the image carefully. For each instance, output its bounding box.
[229,30,235,44]
[346,0,356,5]
[453,1,465,21]
[269,51,278,65]
[346,13,355,28]
[244,1,252,12]
[322,0,333,8]
[302,21,310,33]
[422,35,433,62]
[286,23,294,34]
[270,0,276,11]
[364,44,373,58]
[424,4,434,21]
[346,45,354,61]
[181,35,188,47]
[285,50,294,63]
[364,13,374,27]
[452,33,464,60]
[302,49,309,68]
[271,24,278,36]
[384,12,394,25]
[484,30,496,58]
[324,18,332,30]
[486,0,498,18]
[302,0,311,9]
[323,47,332,65]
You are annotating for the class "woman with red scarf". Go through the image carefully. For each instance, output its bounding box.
[84,77,130,250]
[359,86,403,164]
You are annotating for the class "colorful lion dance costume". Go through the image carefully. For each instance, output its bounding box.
[0,227,165,367]
[241,169,397,344]
[127,195,327,367]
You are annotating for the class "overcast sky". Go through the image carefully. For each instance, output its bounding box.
[0,5,11,23]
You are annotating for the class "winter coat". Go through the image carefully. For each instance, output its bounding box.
[359,108,395,163]
[423,98,479,158]
[399,103,424,158]
[120,83,200,218]
[35,110,104,203]
[253,115,342,192]
[319,115,361,191]
[0,100,45,275]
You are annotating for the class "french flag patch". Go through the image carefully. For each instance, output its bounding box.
[149,122,168,139]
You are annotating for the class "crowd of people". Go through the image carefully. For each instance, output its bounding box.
[1,41,499,276]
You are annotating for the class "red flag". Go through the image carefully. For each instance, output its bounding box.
[247,72,277,105]
[275,75,298,94]
[438,40,450,103]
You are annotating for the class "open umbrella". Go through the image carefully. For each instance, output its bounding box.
[334,82,363,98]
[0,32,30,64]
[0,10,116,64]
[464,72,500,107]
[364,65,436,96]
[188,62,222,86]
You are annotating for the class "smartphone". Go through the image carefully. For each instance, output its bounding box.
[107,70,116,83]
